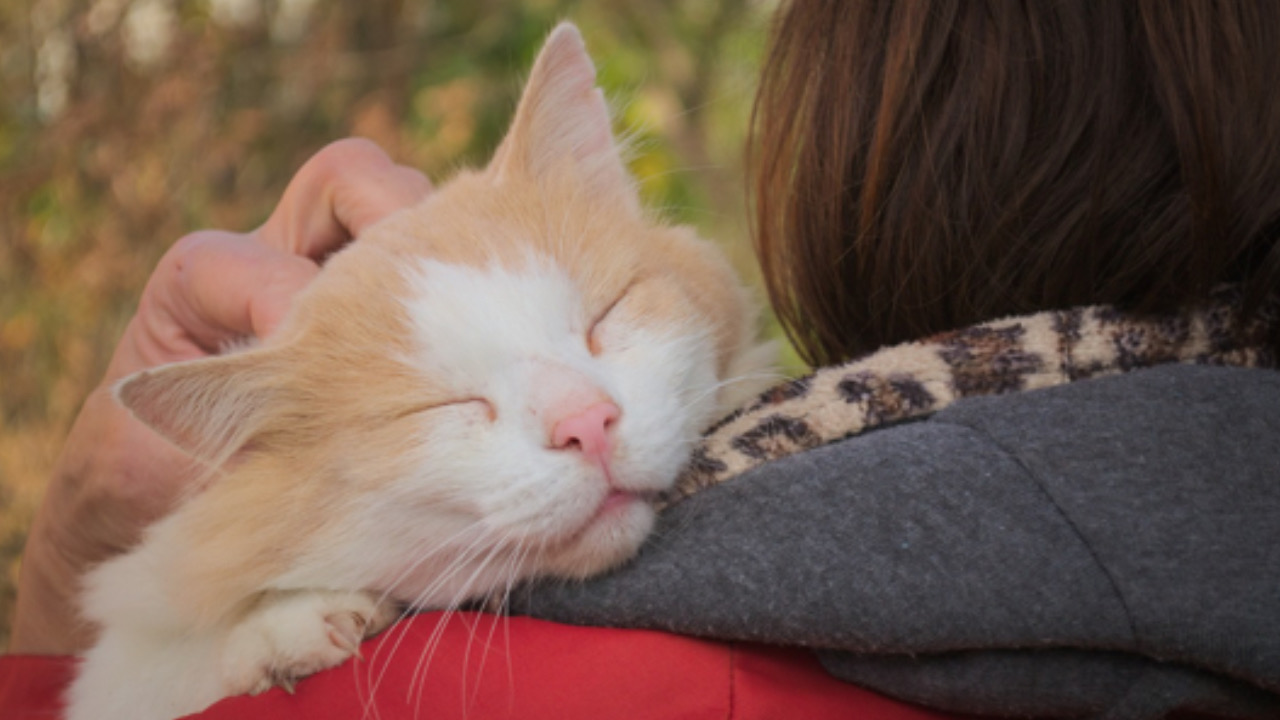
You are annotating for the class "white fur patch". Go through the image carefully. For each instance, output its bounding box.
[400,255,598,389]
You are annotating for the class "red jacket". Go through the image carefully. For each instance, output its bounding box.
[1,611,961,719]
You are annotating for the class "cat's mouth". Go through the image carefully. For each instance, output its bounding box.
[593,463,662,518]
[596,489,649,516]
[552,487,659,548]
[594,487,662,523]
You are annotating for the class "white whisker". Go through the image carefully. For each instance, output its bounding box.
[367,527,497,711]
[675,370,789,418]
[407,527,517,716]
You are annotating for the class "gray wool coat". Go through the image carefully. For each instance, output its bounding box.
[515,364,1280,720]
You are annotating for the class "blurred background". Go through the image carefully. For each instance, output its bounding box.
[0,0,777,645]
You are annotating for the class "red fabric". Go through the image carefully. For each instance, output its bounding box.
[1,612,961,719]
[0,653,76,719]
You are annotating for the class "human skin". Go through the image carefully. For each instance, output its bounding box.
[9,138,432,655]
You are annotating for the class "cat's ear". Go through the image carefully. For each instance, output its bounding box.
[488,23,637,211]
[114,349,286,465]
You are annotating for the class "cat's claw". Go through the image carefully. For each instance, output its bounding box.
[327,611,368,659]
[247,666,308,696]
[221,590,396,698]
[277,675,297,695]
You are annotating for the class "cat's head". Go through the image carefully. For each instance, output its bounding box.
[115,24,770,607]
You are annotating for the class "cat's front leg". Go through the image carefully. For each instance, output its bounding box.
[67,622,227,720]
[68,560,395,720]
[220,588,399,697]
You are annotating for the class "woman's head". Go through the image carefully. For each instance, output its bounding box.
[753,1,1280,366]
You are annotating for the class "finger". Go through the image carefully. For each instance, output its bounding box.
[254,138,433,259]
[142,230,320,355]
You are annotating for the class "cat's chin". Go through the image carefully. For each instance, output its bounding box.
[539,492,657,579]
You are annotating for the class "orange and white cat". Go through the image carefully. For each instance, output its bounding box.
[66,22,768,720]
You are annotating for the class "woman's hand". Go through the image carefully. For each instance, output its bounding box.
[9,138,432,655]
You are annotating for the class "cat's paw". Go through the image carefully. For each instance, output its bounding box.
[220,589,398,696]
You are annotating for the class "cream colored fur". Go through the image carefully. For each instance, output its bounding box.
[66,23,770,720]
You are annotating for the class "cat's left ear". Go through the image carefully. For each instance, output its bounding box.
[488,23,637,212]
[114,348,287,466]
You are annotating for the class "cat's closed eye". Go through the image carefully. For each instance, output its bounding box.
[395,397,495,421]
[587,283,639,356]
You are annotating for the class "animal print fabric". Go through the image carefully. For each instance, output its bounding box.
[665,289,1278,507]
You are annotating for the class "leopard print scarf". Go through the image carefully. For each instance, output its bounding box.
[665,288,1278,507]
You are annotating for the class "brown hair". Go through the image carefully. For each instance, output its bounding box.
[751,0,1280,367]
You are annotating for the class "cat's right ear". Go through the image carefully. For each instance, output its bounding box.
[114,349,285,466]
[487,23,638,213]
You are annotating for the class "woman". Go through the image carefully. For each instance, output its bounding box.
[6,2,1279,717]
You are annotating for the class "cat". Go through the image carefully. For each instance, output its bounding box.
[65,22,770,720]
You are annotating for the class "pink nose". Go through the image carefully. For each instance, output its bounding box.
[550,401,620,463]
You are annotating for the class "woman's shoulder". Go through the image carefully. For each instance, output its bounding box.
[516,364,1280,718]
